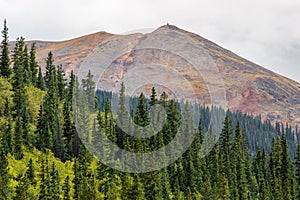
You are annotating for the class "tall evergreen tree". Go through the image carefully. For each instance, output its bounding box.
[23,45,31,84]
[149,86,158,106]
[81,70,96,112]
[0,142,11,199]
[134,92,150,127]
[62,176,71,200]
[29,43,38,85]
[280,134,295,200]
[44,51,56,88]
[49,162,61,200]
[56,64,66,100]
[0,19,11,78]
[37,66,45,90]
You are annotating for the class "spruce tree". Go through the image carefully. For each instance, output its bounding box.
[49,162,61,200]
[14,174,32,200]
[81,70,96,112]
[280,134,295,200]
[62,176,71,200]
[29,43,38,85]
[37,67,46,90]
[44,51,55,88]
[0,19,11,78]
[56,64,66,100]
[149,86,158,106]
[23,45,31,84]
[0,142,11,199]
[26,158,36,185]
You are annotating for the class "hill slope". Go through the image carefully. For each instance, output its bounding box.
[19,25,300,127]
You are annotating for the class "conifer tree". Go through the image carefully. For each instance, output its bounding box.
[29,43,38,85]
[219,115,234,195]
[280,134,295,200]
[0,142,11,199]
[49,162,61,200]
[37,67,45,90]
[56,64,66,100]
[39,155,50,200]
[62,176,71,200]
[149,86,158,106]
[44,51,56,88]
[0,19,11,78]
[63,100,76,159]
[14,174,32,200]
[81,70,96,112]
[12,37,32,158]
[26,158,36,185]
[35,105,52,151]
[134,93,150,125]
[2,115,13,154]
[23,45,31,84]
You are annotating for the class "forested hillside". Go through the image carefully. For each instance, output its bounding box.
[1,20,300,200]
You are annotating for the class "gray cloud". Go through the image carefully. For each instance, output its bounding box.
[0,0,299,82]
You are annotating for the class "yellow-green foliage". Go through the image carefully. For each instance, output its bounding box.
[0,77,13,108]
[25,85,46,121]
[0,77,13,126]
[8,148,75,198]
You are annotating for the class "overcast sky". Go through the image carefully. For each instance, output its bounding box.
[0,0,299,82]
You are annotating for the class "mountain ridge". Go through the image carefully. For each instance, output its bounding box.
[12,24,300,127]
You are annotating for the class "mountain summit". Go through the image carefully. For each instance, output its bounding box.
[21,25,300,127]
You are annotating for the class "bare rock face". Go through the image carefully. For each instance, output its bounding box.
[19,25,300,127]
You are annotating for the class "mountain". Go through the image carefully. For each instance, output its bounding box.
[17,24,300,127]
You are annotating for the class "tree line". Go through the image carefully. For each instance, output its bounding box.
[1,19,300,199]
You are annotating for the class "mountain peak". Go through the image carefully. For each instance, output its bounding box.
[21,25,300,127]
[157,23,182,31]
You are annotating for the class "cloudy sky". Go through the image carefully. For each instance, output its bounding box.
[0,0,299,82]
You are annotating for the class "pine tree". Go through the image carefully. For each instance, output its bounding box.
[14,116,24,159]
[234,122,249,200]
[2,115,13,154]
[26,158,36,185]
[149,86,158,106]
[49,162,61,200]
[280,134,295,200]
[29,43,38,85]
[35,105,52,151]
[56,64,66,100]
[215,173,231,200]
[14,174,32,200]
[62,176,71,200]
[81,70,96,112]
[105,172,122,200]
[44,51,55,88]
[67,70,75,105]
[37,67,45,90]
[63,100,76,159]
[159,91,168,108]
[0,19,11,78]
[55,110,65,160]
[39,155,50,200]
[0,142,11,199]
[23,45,31,84]
[253,148,269,200]
[36,52,59,152]
[219,115,234,196]
[12,37,32,158]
